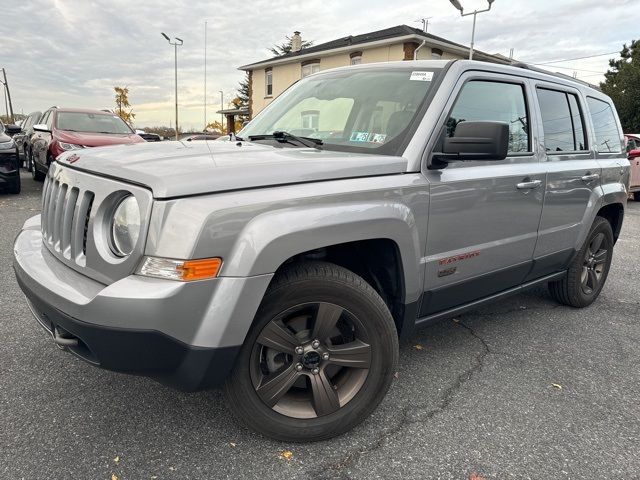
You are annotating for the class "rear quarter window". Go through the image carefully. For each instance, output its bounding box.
[586,97,622,153]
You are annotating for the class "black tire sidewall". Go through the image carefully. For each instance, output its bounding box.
[568,217,614,306]
[225,264,398,442]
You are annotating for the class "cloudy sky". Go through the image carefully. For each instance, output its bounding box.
[1,0,636,130]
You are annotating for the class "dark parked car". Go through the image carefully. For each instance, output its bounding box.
[13,111,42,170]
[135,130,162,142]
[0,121,21,194]
[30,107,145,181]
[179,133,221,141]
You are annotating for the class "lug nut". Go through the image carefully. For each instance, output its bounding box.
[295,363,303,372]
[295,346,304,355]
[322,353,330,360]
[311,340,320,349]
[311,367,319,375]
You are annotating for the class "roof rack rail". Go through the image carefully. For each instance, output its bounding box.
[511,62,600,90]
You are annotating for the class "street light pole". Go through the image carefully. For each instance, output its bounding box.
[449,0,495,60]
[219,90,224,133]
[161,33,183,140]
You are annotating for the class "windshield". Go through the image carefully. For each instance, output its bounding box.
[240,67,440,155]
[55,112,133,134]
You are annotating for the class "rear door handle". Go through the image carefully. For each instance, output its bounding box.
[516,180,542,190]
[581,173,600,182]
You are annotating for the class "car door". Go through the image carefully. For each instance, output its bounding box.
[531,83,602,262]
[419,73,546,317]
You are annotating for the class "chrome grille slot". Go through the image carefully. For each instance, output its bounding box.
[52,183,67,249]
[46,180,60,242]
[81,193,94,257]
[61,187,79,258]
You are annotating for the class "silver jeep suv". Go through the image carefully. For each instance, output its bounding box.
[13,60,629,441]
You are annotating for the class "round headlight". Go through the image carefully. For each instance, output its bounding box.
[110,195,140,256]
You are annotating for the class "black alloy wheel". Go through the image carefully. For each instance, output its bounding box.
[225,262,398,442]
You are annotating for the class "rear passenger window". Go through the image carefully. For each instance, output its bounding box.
[537,88,587,152]
[447,80,529,153]
[587,97,622,153]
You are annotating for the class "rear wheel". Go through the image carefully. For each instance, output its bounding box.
[633,191,640,202]
[549,216,614,307]
[224,261,399,442]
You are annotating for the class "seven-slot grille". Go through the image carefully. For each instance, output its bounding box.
[41,175,95,265]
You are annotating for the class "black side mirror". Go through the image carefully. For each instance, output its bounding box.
[434,121,509,163]
[5,124,22,136]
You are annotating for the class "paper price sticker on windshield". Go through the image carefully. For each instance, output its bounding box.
[410,71,433,82]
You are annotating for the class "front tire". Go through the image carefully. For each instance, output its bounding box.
[224,261,399,442]
[31,154,45,181]
[8,176,21,194]
[549,216,614,307]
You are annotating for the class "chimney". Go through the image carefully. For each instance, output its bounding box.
[291,31,302,52]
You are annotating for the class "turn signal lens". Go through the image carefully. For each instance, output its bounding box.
[178,258,223,281]
[136,256,222,281]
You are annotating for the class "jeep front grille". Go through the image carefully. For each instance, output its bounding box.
[41,175,95,266]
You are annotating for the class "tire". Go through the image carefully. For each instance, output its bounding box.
[8,176,21,194]
[224,261,399,442]
[32,154,45,181]
[633,191,640,202]
[549,216,614,307]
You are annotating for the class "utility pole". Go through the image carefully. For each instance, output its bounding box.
[161,33,183,140]
[449,0,495,60]
[1,68,14,123]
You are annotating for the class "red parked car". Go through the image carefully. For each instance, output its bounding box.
[29,107,144,181]
[625,134,640,201]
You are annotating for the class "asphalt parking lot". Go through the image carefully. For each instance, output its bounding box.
[1,171,639,479]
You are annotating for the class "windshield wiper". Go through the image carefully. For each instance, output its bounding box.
[248,131,323,149]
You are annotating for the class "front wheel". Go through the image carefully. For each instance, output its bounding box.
[224,261,399,442]
[31,153,45,181]
[549,216,614,307]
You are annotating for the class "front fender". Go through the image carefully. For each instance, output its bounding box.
[222,201,423,302]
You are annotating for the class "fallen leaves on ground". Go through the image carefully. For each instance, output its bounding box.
[279,450,293,461]
[111,475,118,480]
[469,473,486,480]
[230,442,237,448]
[552,383,563,390]
[113,456,119,464]
[413,344,424,350]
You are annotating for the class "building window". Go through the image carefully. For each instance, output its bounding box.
[265,68,273,96]
[301,61,320,78]
[301,110,320,131]
[431,48,443,60]
[350,51,363,65]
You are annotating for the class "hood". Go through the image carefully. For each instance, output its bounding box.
[57,140,408,198]
[56,129,144,147]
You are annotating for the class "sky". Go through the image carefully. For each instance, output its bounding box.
[1,0,637,130]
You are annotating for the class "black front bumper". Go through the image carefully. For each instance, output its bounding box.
[17,275,240,392]
[0,149,20,185]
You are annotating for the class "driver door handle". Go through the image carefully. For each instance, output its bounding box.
[516,179,542,190]
[581,173,600,182]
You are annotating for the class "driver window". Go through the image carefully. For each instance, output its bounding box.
[447,80,530,153]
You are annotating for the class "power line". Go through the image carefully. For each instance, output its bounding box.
[532,64,604,74]
[531,51,619,65]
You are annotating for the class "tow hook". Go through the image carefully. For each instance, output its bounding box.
[53,327,79,348]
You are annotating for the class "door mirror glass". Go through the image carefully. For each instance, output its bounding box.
[438,121,509,161]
